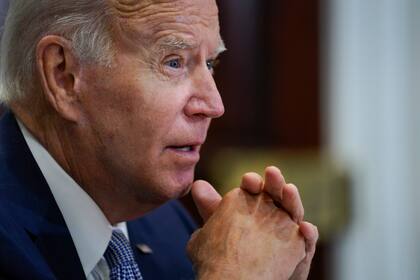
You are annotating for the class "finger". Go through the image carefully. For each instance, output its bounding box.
[299,222,319,257]
[290,222,319,280]
[240,172,264,194]
[191,180,222,222]
[186,228,202,260]
[289,257,312,280]
[280,183,304,223]
[263,166,286,201]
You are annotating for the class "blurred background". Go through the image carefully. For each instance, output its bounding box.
[1,0,420,279]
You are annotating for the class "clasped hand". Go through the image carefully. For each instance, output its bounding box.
[188,166,318,280]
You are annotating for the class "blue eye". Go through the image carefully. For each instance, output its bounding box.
[206,59,220,71]
[165,58,181,69]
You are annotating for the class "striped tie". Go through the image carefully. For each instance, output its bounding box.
[104,230,143,280]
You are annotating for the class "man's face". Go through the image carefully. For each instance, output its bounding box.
[78,0,224,205]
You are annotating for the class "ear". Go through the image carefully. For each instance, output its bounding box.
[36,35,82,122]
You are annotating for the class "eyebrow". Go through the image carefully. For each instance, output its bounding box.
[215,40,227,56]
[155,36,227,56]
[156,36,198,52]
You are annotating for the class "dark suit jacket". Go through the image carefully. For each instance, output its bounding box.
[0,111,197,280]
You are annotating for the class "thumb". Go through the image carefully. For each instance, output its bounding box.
[191,180,222,222]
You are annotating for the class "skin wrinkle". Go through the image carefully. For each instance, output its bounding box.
[158,36,198,51]
[116,19,217,50]
[112,0,217,22]
[15,0,224,223]
[110,1,224,83]
[150,29,223,60]
[112,0,154,13]
[110,0,219,46]
[107,7,221,87]
[113,0,188,19]
[112,0,176,16]
[189,188,306,279]
[155,34,226,55]
[145,15,216,35]
[150,35,225,82]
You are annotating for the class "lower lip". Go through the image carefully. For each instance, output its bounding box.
[166,147,200,164]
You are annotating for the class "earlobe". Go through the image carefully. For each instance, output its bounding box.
[36,35,81,122]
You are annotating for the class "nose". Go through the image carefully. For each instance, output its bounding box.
[184,65,225,119]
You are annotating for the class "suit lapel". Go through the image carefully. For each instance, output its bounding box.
[0,111,85,279]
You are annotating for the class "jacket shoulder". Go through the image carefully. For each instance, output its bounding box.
[0,204,55,280]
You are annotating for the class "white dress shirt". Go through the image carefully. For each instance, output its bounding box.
[18,121,129,279]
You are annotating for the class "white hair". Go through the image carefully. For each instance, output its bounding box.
[0,0,115,104]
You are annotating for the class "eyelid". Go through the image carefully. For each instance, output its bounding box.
[161,55,187,78]
[164,55,182,63]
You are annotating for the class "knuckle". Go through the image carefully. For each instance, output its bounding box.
[288,183,300,197]
[299,208,305,221]
[274,208,292,221]
[224,187,240,200]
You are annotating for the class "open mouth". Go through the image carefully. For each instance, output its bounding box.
[165,143,202,163]
[168,145,195,152]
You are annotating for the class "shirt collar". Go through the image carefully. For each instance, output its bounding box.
[18,120,113,276]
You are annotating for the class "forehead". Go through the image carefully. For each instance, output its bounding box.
[111,0,222,51]
[112,0,219,19]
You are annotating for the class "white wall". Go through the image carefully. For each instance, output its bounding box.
[323,0,420,279]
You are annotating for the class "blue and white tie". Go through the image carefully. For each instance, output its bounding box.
[104,230,143,280]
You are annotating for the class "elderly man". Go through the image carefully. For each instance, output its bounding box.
[0,0,318,279]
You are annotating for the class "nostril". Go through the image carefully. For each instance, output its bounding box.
[184,81,224,118]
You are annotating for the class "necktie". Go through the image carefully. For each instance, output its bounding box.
[104,229,143,280]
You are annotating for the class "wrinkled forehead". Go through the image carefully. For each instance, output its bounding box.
[110,0,222,51]
[111,0,219,18]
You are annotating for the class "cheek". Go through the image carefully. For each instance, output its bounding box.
[80,76,137,127]
[79,80,150,161]
[133,85,190,138]
[112,92,182,158]
[81,65,190,151]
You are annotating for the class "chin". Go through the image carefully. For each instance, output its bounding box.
[178,182,193,197]
[167,178,194,198]
[134,165,195,206]
[163,168,195,198]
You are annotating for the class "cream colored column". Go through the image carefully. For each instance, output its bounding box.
[323,0,420,279]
